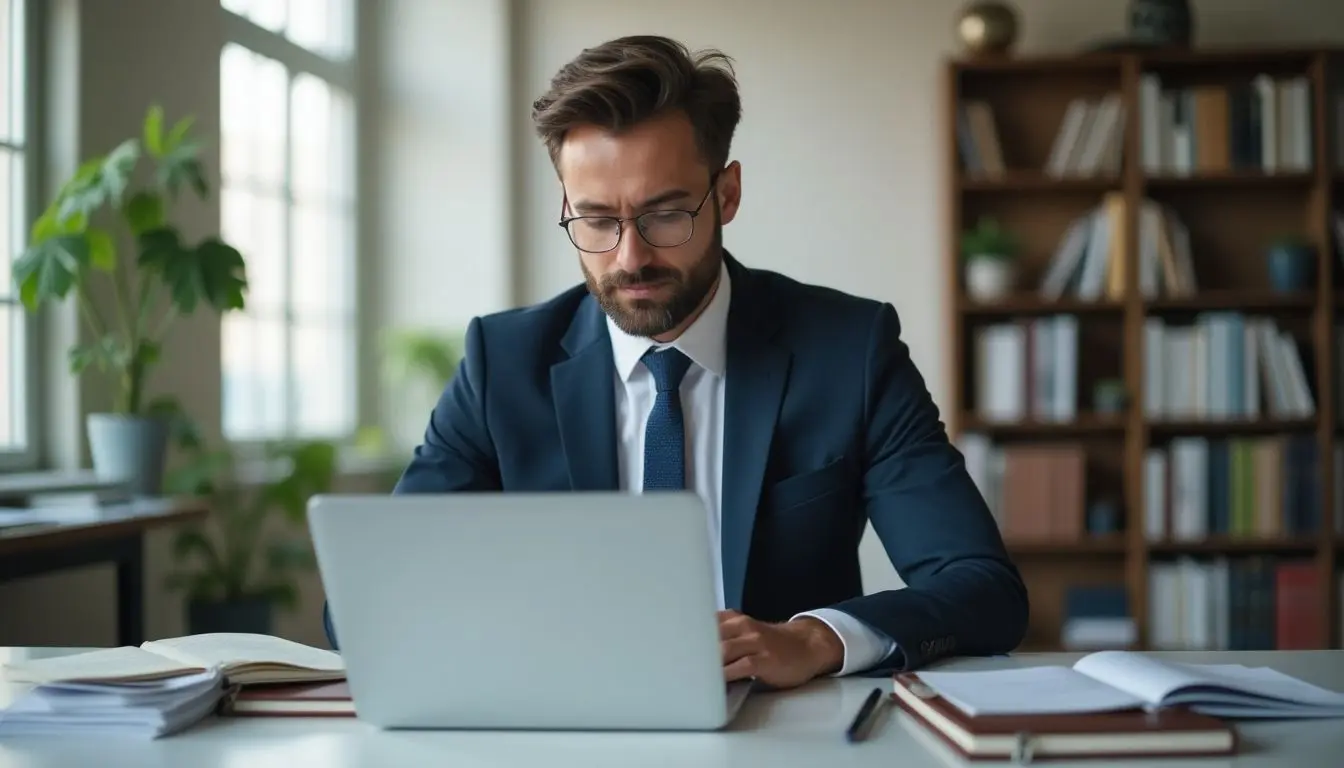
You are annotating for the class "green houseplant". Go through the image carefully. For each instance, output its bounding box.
[164,434,337,635]
[11,105,248,494]
[961,216,1019,301]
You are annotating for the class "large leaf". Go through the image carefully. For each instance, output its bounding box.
[55,139,140,222]
[12,234,91,310]
[157,138,208,199]
[138,229,247,314]
[67,334,130,376]
[122,191,165,235]
[265,441,336,523]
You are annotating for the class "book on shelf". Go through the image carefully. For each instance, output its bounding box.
[956,99,1005,178]
[1145,314,1314,421]
[958,437,1085,543]
[970,316,1078,424]
[1039,193,1197,301]
[0,633,344,687]
[1138,73,1312,176]
[1045,93,1125,179]
[1142,434,1325,543]
[1148,557,1323,652]
[1062,584,1137,651]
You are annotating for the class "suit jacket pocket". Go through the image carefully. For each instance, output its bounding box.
[765,457,852,513]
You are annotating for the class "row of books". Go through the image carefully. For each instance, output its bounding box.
[1139,74,1313,176]
[956,79,1342,180]
[1147,558,1327,652]
[1142,436,1335,543]
[1143,314,1314,421]
[958,438,1092,543]
[1039,194,1198,301]
[969,313,1320,424]
[972,316,1078,424]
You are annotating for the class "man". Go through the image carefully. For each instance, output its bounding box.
[324,35,1027,687]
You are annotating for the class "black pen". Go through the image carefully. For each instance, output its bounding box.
[845,686,885,743]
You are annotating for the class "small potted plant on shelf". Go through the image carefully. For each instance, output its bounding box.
[961,216,1019,301]
[1265,234,1316,293]
[11,105,248,496]
[163,432,337,635]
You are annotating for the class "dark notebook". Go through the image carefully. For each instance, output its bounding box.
[893,672,1236,761]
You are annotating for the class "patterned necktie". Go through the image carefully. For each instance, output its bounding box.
[641,346,693,491]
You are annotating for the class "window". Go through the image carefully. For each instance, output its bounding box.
[0,0,36,468]
[220,0,358,442]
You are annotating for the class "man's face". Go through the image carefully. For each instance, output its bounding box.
[556,111,741,339]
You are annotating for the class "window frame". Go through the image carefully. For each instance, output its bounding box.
[0,0,44,472]
[219,4,362,446]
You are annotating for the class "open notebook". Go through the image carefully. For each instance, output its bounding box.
[0,633,344,687]
[908,650,1344,719]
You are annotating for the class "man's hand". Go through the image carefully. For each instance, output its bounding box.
[718,610,845,689]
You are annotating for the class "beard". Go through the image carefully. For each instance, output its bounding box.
[583,221,723,338]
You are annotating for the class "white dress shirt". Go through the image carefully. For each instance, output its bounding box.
[604,261,897,675]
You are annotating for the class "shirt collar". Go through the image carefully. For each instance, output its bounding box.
[606,260,730,382]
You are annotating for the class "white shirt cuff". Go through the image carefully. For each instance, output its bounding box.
[792,608,898,676]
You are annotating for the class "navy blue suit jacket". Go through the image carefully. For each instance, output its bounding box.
[322,254,1027,671]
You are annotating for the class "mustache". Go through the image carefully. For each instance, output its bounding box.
[602,267,680,289]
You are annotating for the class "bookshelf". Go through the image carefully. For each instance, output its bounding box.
[944,46,1344,654]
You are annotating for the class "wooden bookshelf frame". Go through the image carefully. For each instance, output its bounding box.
[944,46,1344,652]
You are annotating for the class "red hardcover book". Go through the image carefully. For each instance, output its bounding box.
[222,680,354,717]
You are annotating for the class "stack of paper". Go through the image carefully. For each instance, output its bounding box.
[0,665,224,739]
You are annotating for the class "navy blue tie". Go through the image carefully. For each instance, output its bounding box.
[641,347,693,491]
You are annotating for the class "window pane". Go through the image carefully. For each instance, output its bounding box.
[225,0,285,34]
[291,202,353,317]
[222,313,287,440]
[286,0,353,58]
[1,148,17,300]
[221,44,287,192]
[291,73,353,205]
[221,187,286,314]
[0,0,12,143]
[0,149,11,298]
[0,301,14,447]
[291,320,354,437]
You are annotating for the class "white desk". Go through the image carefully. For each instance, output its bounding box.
[0,648,1341,767]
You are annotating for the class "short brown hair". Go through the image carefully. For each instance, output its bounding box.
[531,35,742,172]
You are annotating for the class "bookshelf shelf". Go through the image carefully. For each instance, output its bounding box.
[945,45,1343,654]
[960,173,1120,193]
[1149,537,1320,555]
[1147,418,1318,436]
[1009,538,1128,556]
[959,295,1124,316]
[1143,171,1315,189]
[1145,292,1316,313]
[959,414,1126,436]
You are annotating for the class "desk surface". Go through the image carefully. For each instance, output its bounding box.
[0,497,207,557]
[0,648,1340,767]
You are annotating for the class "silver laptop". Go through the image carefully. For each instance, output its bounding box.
[307,491,752,730]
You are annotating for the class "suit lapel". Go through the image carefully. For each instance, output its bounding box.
[720,258,790,610]
[551,297,620,491]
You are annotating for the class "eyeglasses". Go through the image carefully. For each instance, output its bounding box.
[558,174,719,253]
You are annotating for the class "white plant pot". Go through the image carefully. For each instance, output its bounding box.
[965,257,1014,301]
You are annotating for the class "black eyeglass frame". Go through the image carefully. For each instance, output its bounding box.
[557,172,721,253]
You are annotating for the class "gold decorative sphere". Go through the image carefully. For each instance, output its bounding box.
[957,1,1019,55]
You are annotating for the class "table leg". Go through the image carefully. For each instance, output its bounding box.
[115,536,144,646]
